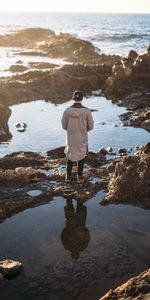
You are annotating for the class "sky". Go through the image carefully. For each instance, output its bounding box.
[1,0,150,13]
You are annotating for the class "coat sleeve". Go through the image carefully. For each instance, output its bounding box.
[87,110,94,131]
[61,110,68,130]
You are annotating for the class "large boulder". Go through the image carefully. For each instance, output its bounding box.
[0,104,12,142]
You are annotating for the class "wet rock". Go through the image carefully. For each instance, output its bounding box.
[14,122,27,132]
[102,145,150,209]
[16,60,23,64]
[0,64,112,106]
[107,147,113,153]
[99,268,150,300]
[28,62,58,69]
[0,104,12,142]
[142,142,150,154]
[9,64,28,73]
[0,28,55,47]
[128,49,138,62]
[0,259,23,279]
[47,146,65,158]
[98,148,108,155]
[0,148,109,221]
[118,148,127,154]
[103,49,150,135]
[0,166,45,184]
[120,108,150,133]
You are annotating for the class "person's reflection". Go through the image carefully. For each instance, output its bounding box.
[61,199,90,259]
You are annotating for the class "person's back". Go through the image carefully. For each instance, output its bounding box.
[61,91,94,183]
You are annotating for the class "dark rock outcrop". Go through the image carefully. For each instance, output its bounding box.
[99,268,150,300]
[0,28,120,65]
[0,64,112,105]
[8,64,28,73]
[104,51,150,101]
[0,104,12,142]
[103,48,150,132]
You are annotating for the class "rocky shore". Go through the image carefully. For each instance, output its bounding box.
[0,142,149,221]
[0,27,150,297]
[0,146,109,221]
[0,27,150,141]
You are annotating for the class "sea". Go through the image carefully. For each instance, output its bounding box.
[0,12,150,56]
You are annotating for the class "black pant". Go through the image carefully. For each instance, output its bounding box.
[67,159,84,177]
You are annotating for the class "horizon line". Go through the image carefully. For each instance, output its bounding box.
[0,10,150,14]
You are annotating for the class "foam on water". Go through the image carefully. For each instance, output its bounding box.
[0,12,150,56]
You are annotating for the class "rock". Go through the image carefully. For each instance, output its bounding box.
[47,146,65,158]
[15,166,39,178]
[16,60,23,64]
[147,44,150,54]
[9,64,28,73]
[99,268,150,300]
[0,64,112,106]
[128,49,138,62]
[107,147,113,153]
[98,148,108,155]
[28,62,58,69]
[0,104,12,142]
[0,259,23,279]
[102,147,150,209]
[14,122,27,132]
[142,142,150,154]
[103,48,150,117]
[118,148,127,154]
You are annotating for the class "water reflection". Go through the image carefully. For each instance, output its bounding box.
[61,199,90,259]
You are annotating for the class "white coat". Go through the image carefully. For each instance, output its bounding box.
[61,106,94,162]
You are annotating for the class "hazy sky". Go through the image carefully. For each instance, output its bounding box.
[1,0,150,13]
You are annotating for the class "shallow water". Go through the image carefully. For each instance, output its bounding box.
[0,192,150,300]
[0,96,149,157]
[0,47,68,77]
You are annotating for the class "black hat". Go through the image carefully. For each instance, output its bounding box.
[72,90,83,101]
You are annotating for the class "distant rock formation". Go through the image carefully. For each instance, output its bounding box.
[0,104,12,142]
[0,64,111,105]
[0,28,120,65]
[104,47,150,103]
[99,268,150,300]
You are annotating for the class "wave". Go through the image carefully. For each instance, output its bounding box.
[90,33,150,43]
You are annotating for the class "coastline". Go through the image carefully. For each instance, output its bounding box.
[0,26,150,299]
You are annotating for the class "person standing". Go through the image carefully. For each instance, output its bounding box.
[61,90,94,183]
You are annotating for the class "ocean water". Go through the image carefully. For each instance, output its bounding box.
[0,12,150,56]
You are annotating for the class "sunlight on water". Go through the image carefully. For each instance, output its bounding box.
[0,96,149,157]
